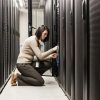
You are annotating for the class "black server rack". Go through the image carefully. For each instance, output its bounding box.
[11,0,15,69]
[44,0,53,50]
[56,0,60,79]
[2,0,8,81]
[59,0,66,92]
[45,0,56,76]
[71,0,75,100]
[45,0,59,76]
[28,0,32,37]
[0,0,4,89]
[75,0,84,100]
[65,0,72,98]
[89,0,100,100]
[15,4,20,63]
[0,0,20,93]
[52,0,58,76]
[74,0,89,100]
[10,0,13,71]
[7,0,11,75]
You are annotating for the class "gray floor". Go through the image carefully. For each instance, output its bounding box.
[0,70,68,100]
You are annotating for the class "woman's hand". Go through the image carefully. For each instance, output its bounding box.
[52,46,58,52]
[51,53,58,59]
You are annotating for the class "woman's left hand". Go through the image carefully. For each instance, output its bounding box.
[51,53,58,59]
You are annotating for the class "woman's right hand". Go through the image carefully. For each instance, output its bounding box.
[52,46,58,52]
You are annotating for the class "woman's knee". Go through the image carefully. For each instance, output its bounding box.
[40,79,44,85]
[37,78,44,86]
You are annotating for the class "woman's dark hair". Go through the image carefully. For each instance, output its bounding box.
[35,25,50,42]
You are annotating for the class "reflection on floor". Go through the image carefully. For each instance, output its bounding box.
[0,70,68,100]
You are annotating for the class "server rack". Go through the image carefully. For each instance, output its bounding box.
[56,0,60,79]
[7,0,11,75]
[89,0,100,100]
[65,0,72,98]
[0,0,20,93]
[11,0,15,68]
[15,3,20,63]
[44,0,53,50]
[10,0,14,71]
[44,0,56,76]
[44,0,100,100]
[2,0,8,81]
[0,0,3,88]
[74,0,89,100]
[59,0,66,93]
[28,0,32,37]
[45,0,72,98]
[75,0,84,100]
[71,0,75,100]
[52,0,58,76]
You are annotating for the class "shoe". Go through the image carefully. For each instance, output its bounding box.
[11,73,17,86]
[11,82,17,86]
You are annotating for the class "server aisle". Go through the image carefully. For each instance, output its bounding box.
[1,0,100,100]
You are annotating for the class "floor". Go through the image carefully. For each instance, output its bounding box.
[0,70,68,100]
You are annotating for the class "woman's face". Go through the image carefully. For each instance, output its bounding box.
[40,30,48,41]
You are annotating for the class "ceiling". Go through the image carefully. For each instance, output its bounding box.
[23,0,46,9]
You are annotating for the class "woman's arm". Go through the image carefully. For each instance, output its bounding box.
[30,39,57,60]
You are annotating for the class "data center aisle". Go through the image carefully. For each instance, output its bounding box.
[0,71,68,100]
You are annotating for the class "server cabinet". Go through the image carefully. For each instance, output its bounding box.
[75,0,89,99]
[0,0,20,93]
[56,0,60,79]
[15,5,20,63]
[44,0,53,50]
[59,0,66,92]
[45,0,59,76]
[75,0,83,99]
[28,0,32,36]
[52,0,58,76]
[71,0,75,100]
[89,0,100,100]
[11,0,15,69]
[65,0,72,98]
[7,0,11,75]
[75,0,87,100]
[0,0,4,89]
[2,0,9,81]
[44,0,55,76]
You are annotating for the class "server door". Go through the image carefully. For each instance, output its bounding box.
[0,0,4,89]
[65,0,72,98]
[59,0,66,91]
[89,0,100,100]
[74,0,88,100]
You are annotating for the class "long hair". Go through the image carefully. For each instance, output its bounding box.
[35,25,50,42]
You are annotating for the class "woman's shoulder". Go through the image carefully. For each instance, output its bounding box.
[26,35,36,42]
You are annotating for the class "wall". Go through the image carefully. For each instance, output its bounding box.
[19,8,44,48]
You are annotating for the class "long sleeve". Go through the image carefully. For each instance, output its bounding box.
[29,38,54,60]
[17,35,54,63]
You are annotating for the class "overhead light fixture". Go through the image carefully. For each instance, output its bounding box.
[39,0,46,8]
[14,0,18,8]
[19,0,23,7]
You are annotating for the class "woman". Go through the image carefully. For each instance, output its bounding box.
[11,25,58,86]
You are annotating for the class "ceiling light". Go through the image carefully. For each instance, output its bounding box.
[19,0,23,7]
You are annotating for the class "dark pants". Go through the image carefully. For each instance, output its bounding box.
[16,61,52,86]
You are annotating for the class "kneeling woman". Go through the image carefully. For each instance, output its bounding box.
[11,25,58,86]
